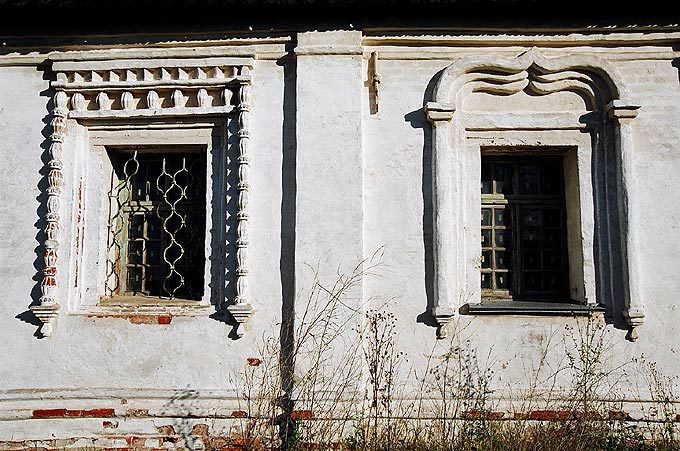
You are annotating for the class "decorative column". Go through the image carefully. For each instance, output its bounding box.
[607,100,644,341]
[425,101,457,339]
[227,77,255,337]
[30,90,67,337]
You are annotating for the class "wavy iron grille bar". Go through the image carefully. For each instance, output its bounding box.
[106,150,206,301]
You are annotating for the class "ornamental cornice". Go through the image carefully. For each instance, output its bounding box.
[50,56,254,120]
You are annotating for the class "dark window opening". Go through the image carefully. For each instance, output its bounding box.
[480,153,569,302]
[106,149,206,301]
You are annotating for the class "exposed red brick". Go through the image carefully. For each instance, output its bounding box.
[231,438,244,447]
[126,408,149,417]
[513,412,529,419]
[103,420,119,429]
[125,436,146,447]
[675,413,680,422]
[575,411,603,420]
[529,410,575,420]
[291,410,313,420]
[231,410,248,418]
[127,315,172,324]
[156,425,176,435]
[82,408,115,417]
[64,409,83,417]
[128,315,156,324]
[247,358,261,367]
[462,410,505,420]
[32,409,67,418]
[192,424,209,437]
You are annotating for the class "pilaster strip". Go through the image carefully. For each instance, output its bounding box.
[227,76,255,338]
[607,100,644,341]
[30,90,67,337]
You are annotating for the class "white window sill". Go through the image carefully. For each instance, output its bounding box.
[461,300,606,316]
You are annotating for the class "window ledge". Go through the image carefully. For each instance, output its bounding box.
[461,300,606,316]
[73,296,214,318]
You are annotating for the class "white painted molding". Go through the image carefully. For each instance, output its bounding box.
[427,48,644,340]
[227,79,255,338]
[33,54,256,337]
[30,90,67,338]
[607,100,644,341]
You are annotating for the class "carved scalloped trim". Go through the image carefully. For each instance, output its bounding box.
[51,57,253,119]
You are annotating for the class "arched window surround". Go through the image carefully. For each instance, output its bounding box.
[425,48,644,341]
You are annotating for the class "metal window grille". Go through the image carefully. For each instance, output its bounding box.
[480,153,569,301]
[106,150,206,300]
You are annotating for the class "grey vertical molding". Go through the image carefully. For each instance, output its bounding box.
[227,76,255,337]
[607,100,644,341]
[30,90,67,337]
[425,102,457,339]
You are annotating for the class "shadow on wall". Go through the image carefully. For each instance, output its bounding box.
[17,63,57,339]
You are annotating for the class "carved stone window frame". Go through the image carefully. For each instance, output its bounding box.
[31,54,255,338]
[425,48,644,341]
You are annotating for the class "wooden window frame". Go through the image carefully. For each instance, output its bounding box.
[480,151,570,303]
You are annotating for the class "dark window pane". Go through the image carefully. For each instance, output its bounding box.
[494,230,513,248]
[481,229,492,247]
[524,272,542,291]
[495,272,511,290]
[481,153,568,300]
[147,214,161,237]
[495,250,513,270]
[481,272,492,289]
[147,160,163,201]
[127,240,143,265]
[109,151,207,300]
[543,229,562,247]
[494,208,512,227]
[543,250,562,269]
[481,208,492,226]
[522,208,541,227]
[127,267,142,291]
[545,272,564,291]
[524,250,541,270]
[481,163,492,194]
[131,160,147,201]
[541,160,562,195]
[543,208,561,227]
[522,229,540,248]
[481,250,492,270]
[146,239,161,264]
[129,214,144,238]
[519,164,540,194]
[494,163,514,194]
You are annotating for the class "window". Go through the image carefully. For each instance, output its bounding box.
[425,51,642,339]
[105,149,207,301]
[480,152,569,302]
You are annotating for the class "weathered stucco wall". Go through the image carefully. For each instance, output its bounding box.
[1,26,680,446]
